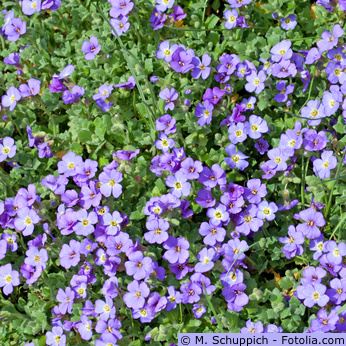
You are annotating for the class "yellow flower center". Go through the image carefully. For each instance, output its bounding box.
[2,147,10,154]
[67,162,75,169]
[313,291,320,301]
[232,155,240,162]
[24,217,32,226]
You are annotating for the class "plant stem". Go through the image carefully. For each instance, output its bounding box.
[329,212,346,240]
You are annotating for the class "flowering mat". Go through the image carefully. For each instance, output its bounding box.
[0,0,346,345]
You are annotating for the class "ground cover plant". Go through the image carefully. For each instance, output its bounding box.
[0,0,346,345]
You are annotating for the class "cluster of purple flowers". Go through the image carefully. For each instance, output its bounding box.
[48,64,85,105]
[92,76,135,112]
[150,0,186,30]
[316,0,346,12]
[21,0,61,16]
[156,41,211,82]
[1,0,346,341]
[1,78,40,112]
[1,10,26,41]
[257,121,338,180]
[27,125,53,159]
[109,0,134,36]
[223,0,250,29]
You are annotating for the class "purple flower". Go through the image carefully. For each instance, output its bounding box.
[207,204,229,225]
[199,222,226,246]
[223,283,249,312]
[19,78,41,97]
[180,158,203,180]
[199,164,226,188]
[224,9,238,29]
[22,0,41,16]
[0,264,20,295]
[271,60,297,78]
[303,130,327,152]
[322,87,341,116]
[144,218,169,244]
[235,205,263,235]
[4,52,21,67]
[171,5,186,21]
[245,179,267,204]
[0,137,16,162]
[270,40,293,62]
[255,138,269,155]
[325,241,346,265]
[317,24,344,52]
[313,151,337,179]
[192,304,206,318]
[225,145,249,171]
[46,327,66,346]
[156,41,178,62]
[150,8,167,30]
[245,71,266,94]
[301,100,325,126]
[103,211,123,235]
[75,210,98,236]
[125,251,153,280]
[170,47,195,74]
[267,148,289,171]
[180,281,202,304]
[227,0,251,7]
[59,239,81,269]
[274,81,294,103]
[327,278,346,305]
[156,0,174,12]
[25,247,48,269]
[228,122,248,144]
[163,236,189,264]
[248,115,268,139]
[99,169,123,198]
[95,297,115,320]
[195,101,214,126]
[14,207,40,236]
[195,189,215,208]
[195,248,215,273]
[257,201,278,221]
[111,15,130,36]
[77,315,92,341]
[81,36,101,60]
[296,283,329,307]
[280,14,297,30]
[192,54,211,79]
[240,320,264,333]
[56,287,75,314]
[62,85,84,104]
[310,309,338,333]
[4,17,27,41]
[114,76,136,89]
[93,84,113,101]
[58,152,83,177]
[110,0,134,17]
[279,225,304,259]
[2,87,21,111]
[296,207,325,239]
[114,149,140,161]
[123,280,150,309]
[166,172,191,198]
